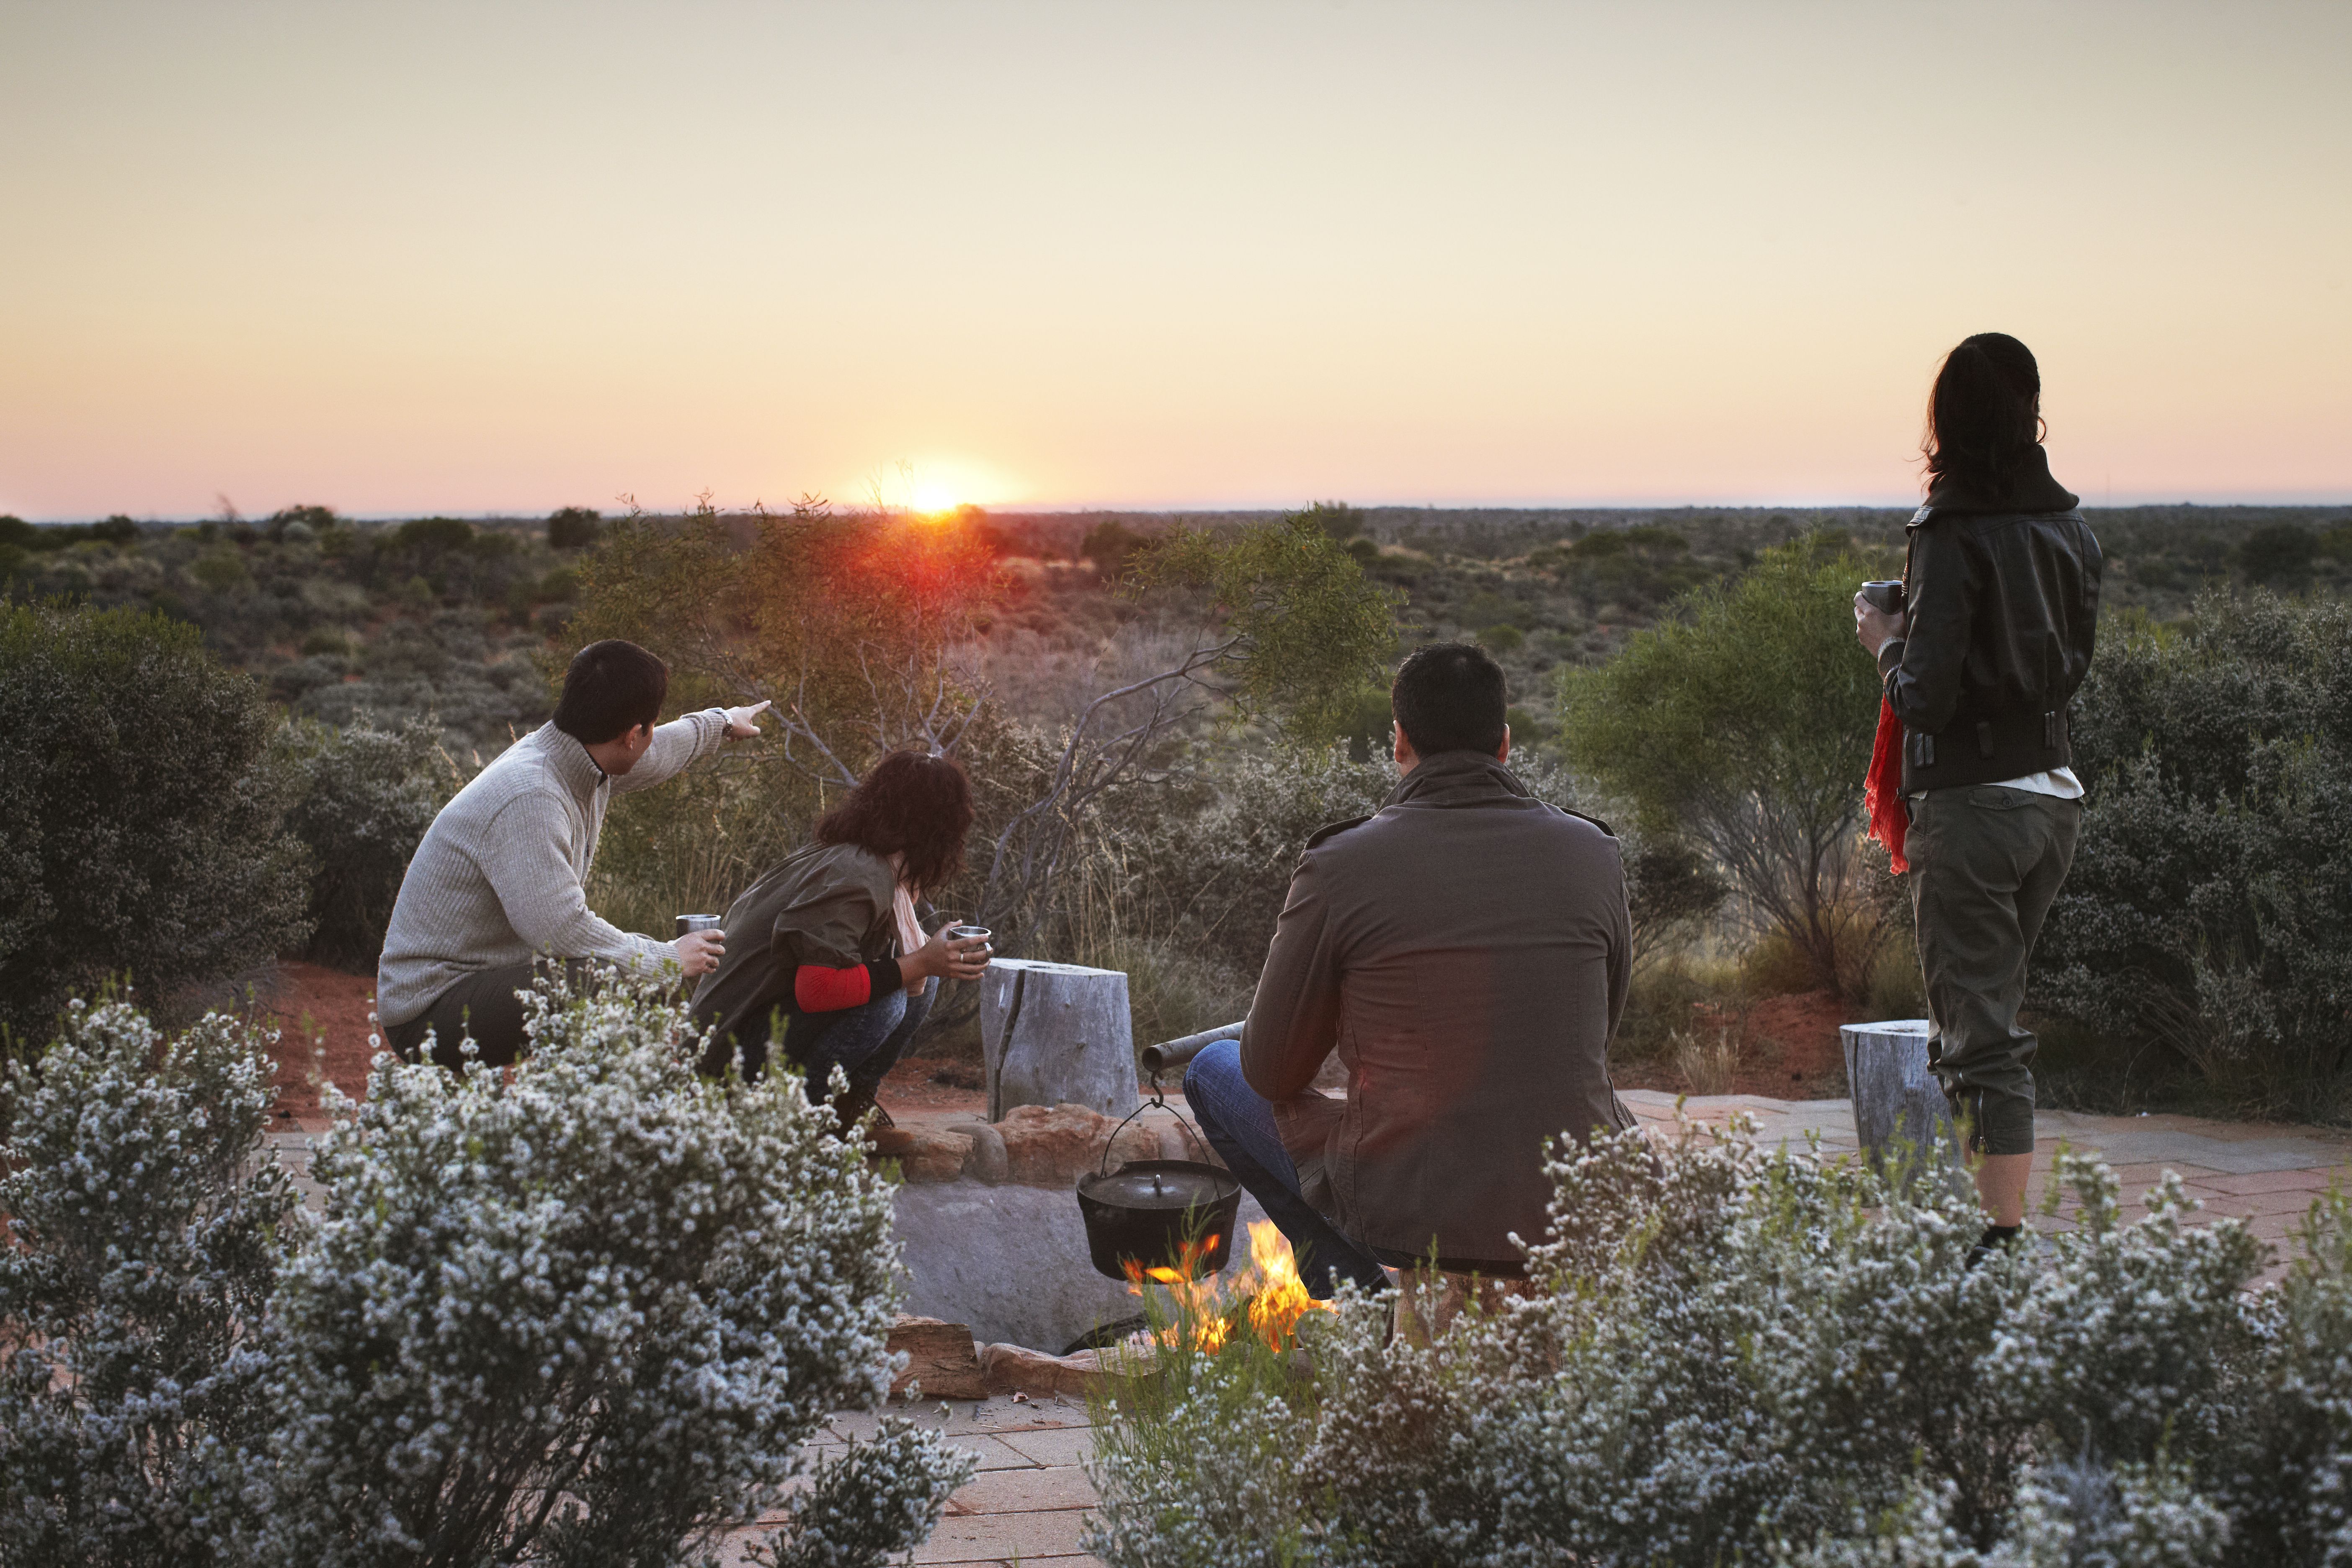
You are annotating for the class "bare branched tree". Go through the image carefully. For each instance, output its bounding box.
[566,498,1399,965]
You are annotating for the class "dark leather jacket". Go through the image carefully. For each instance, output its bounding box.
[1877,447,2103,792]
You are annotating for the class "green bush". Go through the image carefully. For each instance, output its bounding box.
[548,505,605,550]
[1560,534,1898,996]
[1088,1119,2349,1566]
[276,717,454,972]
[0,979,974,1567]
[393,515,475,554]
[2237,522,2318,585]
[2037,591,2352,1121]
[0,604,309,1043]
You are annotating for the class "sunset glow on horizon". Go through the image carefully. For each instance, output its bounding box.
[4,1,2347,521]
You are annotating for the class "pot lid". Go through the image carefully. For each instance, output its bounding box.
[1079,1161,1236,1210]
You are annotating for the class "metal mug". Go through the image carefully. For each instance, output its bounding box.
[1859,579,1906,615]
[676,913,724,938]
[944,923,992,954]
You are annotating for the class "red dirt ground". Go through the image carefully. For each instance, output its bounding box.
[1684,987,1862,1100]
[1612,987,1859,1101]
[1725,989,1857,1099]
[253,967,1858,1130]
[253,960,384,1128]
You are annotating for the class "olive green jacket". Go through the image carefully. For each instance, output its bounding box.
[689,841,906,1078]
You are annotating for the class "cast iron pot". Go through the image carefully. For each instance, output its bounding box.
[1074,1160,1243,1281]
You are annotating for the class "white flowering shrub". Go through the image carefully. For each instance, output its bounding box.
[242,970,970,1566]
[1789,1455,2231,1568]
[0,997,300,1567]
[750,1420,981,1568]
[1,976,971,1568]
[1088,1119,2349,1568]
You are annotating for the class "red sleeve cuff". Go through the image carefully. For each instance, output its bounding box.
[792,958,905,1013]
[795,963,872,1012]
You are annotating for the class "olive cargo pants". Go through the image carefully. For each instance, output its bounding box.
[1906,784,2081,1158]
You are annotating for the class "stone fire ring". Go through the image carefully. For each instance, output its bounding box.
[869,1101,1258,1400]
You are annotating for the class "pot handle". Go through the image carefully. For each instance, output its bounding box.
[1099,1068,1216,1175]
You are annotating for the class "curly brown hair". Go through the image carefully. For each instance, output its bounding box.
[812,750,975,895]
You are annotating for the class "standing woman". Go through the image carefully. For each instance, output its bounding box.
[1855,333,2102,1263]
[691,750,990,1128]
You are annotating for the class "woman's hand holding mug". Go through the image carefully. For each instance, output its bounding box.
[907,926,992,985]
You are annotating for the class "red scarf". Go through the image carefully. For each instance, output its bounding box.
[1865,697,1908,874]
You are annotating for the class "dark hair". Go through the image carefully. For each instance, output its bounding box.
[1391,642,1508,758]
[813,750,975,895]
[1923,333,2043,502]
[551,640,669,744]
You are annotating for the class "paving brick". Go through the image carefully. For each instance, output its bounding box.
[913,1507,1091,1563]
[946,1465,1099,1514]
[950,1434,1043,1472]
[2106,1162,2214,1188]
[2238,1189,2334,1217]
[817,1399,1091,1444]
[996,1425,1099,1467]
[2179,1194,2259,1219]
[2193,1168,2344,1197]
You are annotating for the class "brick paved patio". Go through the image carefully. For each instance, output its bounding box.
[711,1396,1106,1568]
[1621,1089,2352,1287]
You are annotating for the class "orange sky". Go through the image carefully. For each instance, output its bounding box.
[3,1,2347,519]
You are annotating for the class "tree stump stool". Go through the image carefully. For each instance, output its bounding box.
[1838,1019,1971,1198]
[980,959,1138,1122]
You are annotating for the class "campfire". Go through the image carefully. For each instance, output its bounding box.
[1123,1220,1332,1354]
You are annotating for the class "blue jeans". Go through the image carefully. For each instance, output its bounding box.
[803,976,936,1102]
[1184,1039,1389,1299]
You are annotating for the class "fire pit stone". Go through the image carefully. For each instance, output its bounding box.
[942,1120,1010,1183]
[885,1314,988,1400]
[868,1125,975,1184]
[995,1102,1158,1186]
[978,1340,1149,1398]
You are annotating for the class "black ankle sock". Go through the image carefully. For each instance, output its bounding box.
[1965,1224,2022,1269]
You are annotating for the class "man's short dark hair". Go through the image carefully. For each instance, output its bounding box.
[552,640,669,744]
[1391,643,1508,758]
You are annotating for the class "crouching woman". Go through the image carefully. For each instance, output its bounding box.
[691,750,990,1128]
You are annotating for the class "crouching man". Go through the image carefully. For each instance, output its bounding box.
[377,639,769,1066]
[1185,643,1636,1297]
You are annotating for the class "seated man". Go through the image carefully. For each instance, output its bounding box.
[377,638,768,1066]
[1186,643,1635,1296]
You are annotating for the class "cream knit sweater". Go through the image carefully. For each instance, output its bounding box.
[376,712,727,1026]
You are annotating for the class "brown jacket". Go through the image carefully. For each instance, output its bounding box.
[690,841,905,1078]
[1240,750,1634,1267]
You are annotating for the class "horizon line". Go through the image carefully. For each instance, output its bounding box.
[14,493,2352,526]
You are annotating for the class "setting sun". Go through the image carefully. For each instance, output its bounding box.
[909,482,960,515]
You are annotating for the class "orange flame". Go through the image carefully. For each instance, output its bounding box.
[1240,1219,1329,1351]
[1121,1220,1331,1355]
